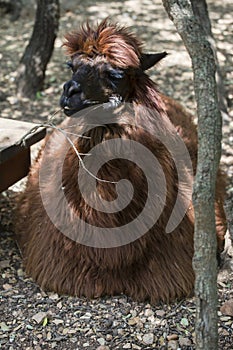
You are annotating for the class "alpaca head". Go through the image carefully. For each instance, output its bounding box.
[60,19,167,115]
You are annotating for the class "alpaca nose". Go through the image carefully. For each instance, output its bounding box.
[63,80,82,98]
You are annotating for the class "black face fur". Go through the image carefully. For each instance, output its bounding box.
[60,56,132,116]
[60,52,167,116]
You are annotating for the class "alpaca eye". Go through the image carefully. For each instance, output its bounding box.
[108,68,124,80]
[66,61,74,71]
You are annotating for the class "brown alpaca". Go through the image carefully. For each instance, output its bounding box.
[16,20,226,303]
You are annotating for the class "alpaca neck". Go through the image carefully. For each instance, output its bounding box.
[133,74,167,114]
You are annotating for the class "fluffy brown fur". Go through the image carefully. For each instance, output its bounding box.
[15,20,226,303]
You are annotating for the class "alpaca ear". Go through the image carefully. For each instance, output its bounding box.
[140,52,168,71]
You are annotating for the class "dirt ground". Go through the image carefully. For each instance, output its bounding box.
[0,0,233,349]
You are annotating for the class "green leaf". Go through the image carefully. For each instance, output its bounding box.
[36,91,42,99]
[180,317,189,327]
[42,317,48,327]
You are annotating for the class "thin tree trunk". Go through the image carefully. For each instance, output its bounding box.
[0,0,22,21]
[191,0,228,117]
[162,1,222,349]
[17,0,59,99]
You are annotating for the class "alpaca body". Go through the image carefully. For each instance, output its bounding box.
[16,20,226,303]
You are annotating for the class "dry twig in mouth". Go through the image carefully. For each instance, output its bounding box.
[14,107,117,185]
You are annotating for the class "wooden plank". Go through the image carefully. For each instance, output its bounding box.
[0,148,30,192]
[0,118,46,191]
[0,118,46,163]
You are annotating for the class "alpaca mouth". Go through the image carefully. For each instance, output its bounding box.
[63,103,86,116]
[60,93,99,116]
[63,106,79,116]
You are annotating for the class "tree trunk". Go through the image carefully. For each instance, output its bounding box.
[162,1,222,349]
[0,0,22,21]
[191,0,228,117]
[17,0,59,99]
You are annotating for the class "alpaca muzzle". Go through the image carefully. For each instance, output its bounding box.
[60,79,93,116]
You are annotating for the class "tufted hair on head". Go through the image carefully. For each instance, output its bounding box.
[63,19,143,68]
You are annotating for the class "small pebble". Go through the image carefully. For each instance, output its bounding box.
[156,310,165,317]
[83,343,89,347]
[132,344,141,350]
[32,312,48,325]
[167,334,179,341]
[142,333,154,345]
[179,337,192,347]
[168,340,179,350]
[106,334,112,341]
[220,299,233,317]
[128,317,139,325]
[144,308,154,317]
[97,338,105,346]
